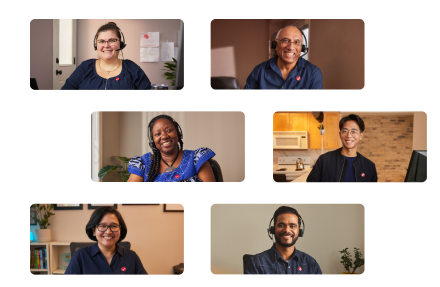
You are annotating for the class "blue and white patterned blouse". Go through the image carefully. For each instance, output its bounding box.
[127,147,215,182]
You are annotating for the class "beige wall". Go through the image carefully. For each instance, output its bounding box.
[30,204,183,274]
[211,204,364,274]
[30,20,53,90]
[77,19,181,86]
[309,19,364,89]
[211,19,364,89]
[413,112,427,150]
[97,112,245,182]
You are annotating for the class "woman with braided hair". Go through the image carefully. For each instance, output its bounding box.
[127,115,216,182]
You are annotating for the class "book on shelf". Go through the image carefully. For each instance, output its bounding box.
[30,247,47,269]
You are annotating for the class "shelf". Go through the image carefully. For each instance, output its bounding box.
[52,268,66,274]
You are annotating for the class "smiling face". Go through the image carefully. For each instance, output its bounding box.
[275,26,303,65]
[274,213,300,248]
[93,213,120,249]
[339,120,364,152]
[152,118,179,155]
[96,30,120,61]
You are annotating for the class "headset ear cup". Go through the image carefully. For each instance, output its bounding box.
[120,41,126,50]
[271,41,277,50]
[299,229,304,237]
[301,45,306,53]
[269,226,275,234]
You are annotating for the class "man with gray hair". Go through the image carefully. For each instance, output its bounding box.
[244,25,323,89]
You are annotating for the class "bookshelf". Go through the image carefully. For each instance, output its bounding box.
[49,242,71,274]
[30,242,50,275]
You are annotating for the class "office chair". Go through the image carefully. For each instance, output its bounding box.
[211,77,240,89]
[70,242,131,257]
[208,159,223,182]
[243,254,253,274]
[30,78,39,90]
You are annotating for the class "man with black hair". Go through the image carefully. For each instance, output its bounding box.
[244,25,322,89]
[307,114,377,182]
[244,206,322,274]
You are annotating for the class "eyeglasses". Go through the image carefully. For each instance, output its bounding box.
[278,38,302,47]
[97,39,119,46]
[340,129,360,137]
[96,224,121,232]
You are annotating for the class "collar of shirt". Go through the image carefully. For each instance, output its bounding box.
[270,243,299,264]
[266,56,305,82]
[90,243,125,258]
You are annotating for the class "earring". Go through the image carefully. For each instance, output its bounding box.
[93,234,95,236]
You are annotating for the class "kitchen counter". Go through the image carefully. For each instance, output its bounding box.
[292,170,311,182]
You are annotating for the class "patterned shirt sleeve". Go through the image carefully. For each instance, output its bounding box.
[193,147,216,172]
[128,156,145,177]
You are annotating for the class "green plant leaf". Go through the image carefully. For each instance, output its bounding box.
[98,165,119,179]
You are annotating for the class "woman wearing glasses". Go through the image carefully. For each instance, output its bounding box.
[64,206,148,274]
[62,22,151,90]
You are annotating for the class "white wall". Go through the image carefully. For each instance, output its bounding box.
[211,204,364,274]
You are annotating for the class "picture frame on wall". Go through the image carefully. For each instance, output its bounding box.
[30,209,36,225]
[54,204,83,210]
[88,204,117,209]
[163,204,184,212]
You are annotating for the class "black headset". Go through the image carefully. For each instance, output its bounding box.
[94,23,126,51]
[270,25,308,57]
[267,206,305,241]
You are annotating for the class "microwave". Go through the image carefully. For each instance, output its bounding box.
[273,131,308,149]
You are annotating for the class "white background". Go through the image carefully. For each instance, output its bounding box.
[2,0,439,284]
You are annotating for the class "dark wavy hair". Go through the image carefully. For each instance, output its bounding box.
[146,115,184,182]
[95,22,122,41]
[85,206,127,243]
[339,114,365,133]
[273,206,302,228]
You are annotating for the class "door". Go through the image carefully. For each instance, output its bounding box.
[53,19,77,90]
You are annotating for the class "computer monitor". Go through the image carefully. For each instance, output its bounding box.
[174,21,184,90]
[405,150,427,182]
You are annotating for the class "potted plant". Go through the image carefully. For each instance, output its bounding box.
[318,123,325,135]
[98,156,132,182]
[31,204,55,243]
[163,57,177,87]
[339,247,364,274]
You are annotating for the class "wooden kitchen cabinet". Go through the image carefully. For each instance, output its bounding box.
[323,112,341,149]
[273,113,290,131]
[273,113,308,131]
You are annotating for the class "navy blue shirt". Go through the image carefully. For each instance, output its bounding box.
[245,244,322,274]
[342,155,357,182]
[64,243,147,274]
[61,59,151,90]
[244,56,323,89]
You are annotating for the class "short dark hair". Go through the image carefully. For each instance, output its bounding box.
[85,206,127,242]
[273,206,301,228]
[339,114,365,133]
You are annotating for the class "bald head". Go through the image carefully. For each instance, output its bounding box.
[276,25,303,42]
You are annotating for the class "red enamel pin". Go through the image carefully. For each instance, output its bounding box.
[121,267,126,271]
[175,174,179,179]
[299,267,302,271]
[116,77,120,81]
[361,173,365,177]
[296,76,301,81]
